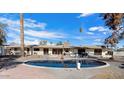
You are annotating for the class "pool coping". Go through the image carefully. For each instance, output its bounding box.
[22,59,110,70]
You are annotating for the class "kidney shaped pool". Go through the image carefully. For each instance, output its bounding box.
[25,60,108,68]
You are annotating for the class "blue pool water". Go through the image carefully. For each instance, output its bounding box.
[25,60,107,68]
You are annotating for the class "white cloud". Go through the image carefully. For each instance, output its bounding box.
[0,16,66,38]
[8,27,20,32]
[24,30,65,39]
[92,42,101,45]
[7,33,40,45]
[103,32,107,35]
[7,32,39,45]
[89,26,110,35]
[25,36,39,41]
[77,13,94,18]
[0,16,67,46]
[74,36,83,40]
[25,18,36,23]
[7,32,20,44]
[0,17,47,30]
[0,17,19,27]
[8,38,20,45]
[8,26,66,39]
[86,32,94,35]
[89,26,108,32]
[24,19,47,29]
[94,39,102,42]
[24,40,39,45]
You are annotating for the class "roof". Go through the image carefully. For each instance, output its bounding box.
[33,45,71,48]
[83,46,102,49]
[4,45,108,49]
[5,45,32,48]
[71,45,106,49]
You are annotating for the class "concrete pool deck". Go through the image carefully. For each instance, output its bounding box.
[0,56,124,79]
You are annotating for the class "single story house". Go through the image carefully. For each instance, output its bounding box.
[4,45,112,58]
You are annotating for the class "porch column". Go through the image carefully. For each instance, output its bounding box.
[40,48,43,55]
[49,48,52,55]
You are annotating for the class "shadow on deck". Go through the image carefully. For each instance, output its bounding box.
[0,55,23,71]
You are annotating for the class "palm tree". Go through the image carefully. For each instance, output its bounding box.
[20,13,25,57]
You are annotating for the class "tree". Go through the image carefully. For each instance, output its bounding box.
[102,13,124,30]
[101,13,124,59]
[39,40,47,45]
[0,23,7,45]
[56,41,63,45]
[104,33,119,48]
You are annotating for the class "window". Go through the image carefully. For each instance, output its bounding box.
[52,49,63,55]
[64,48,70,52]
[52,49,57,54]
[78,49,85,54]
[94,49,102,55]
[14,48,18,51]
[34,48,40,51]
[106,51,113,55]
[27,48,30,51]
[43,48,49,55]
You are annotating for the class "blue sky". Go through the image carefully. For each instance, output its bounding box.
[0,13,124,47]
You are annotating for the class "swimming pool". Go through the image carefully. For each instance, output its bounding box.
[25,60,108,68]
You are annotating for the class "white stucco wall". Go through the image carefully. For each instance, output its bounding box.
[101,50,112,58]
[69,48,77,57]
[24,51,31,55]
[40,48,44,55]
[101,50,107,56]
[86,49,94,56]
[73,49,78,54]
[86,49,111,58]
[32,48,43,55]
[114,51,124,57]
[86,49,101,58]
[49,48,52,55]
